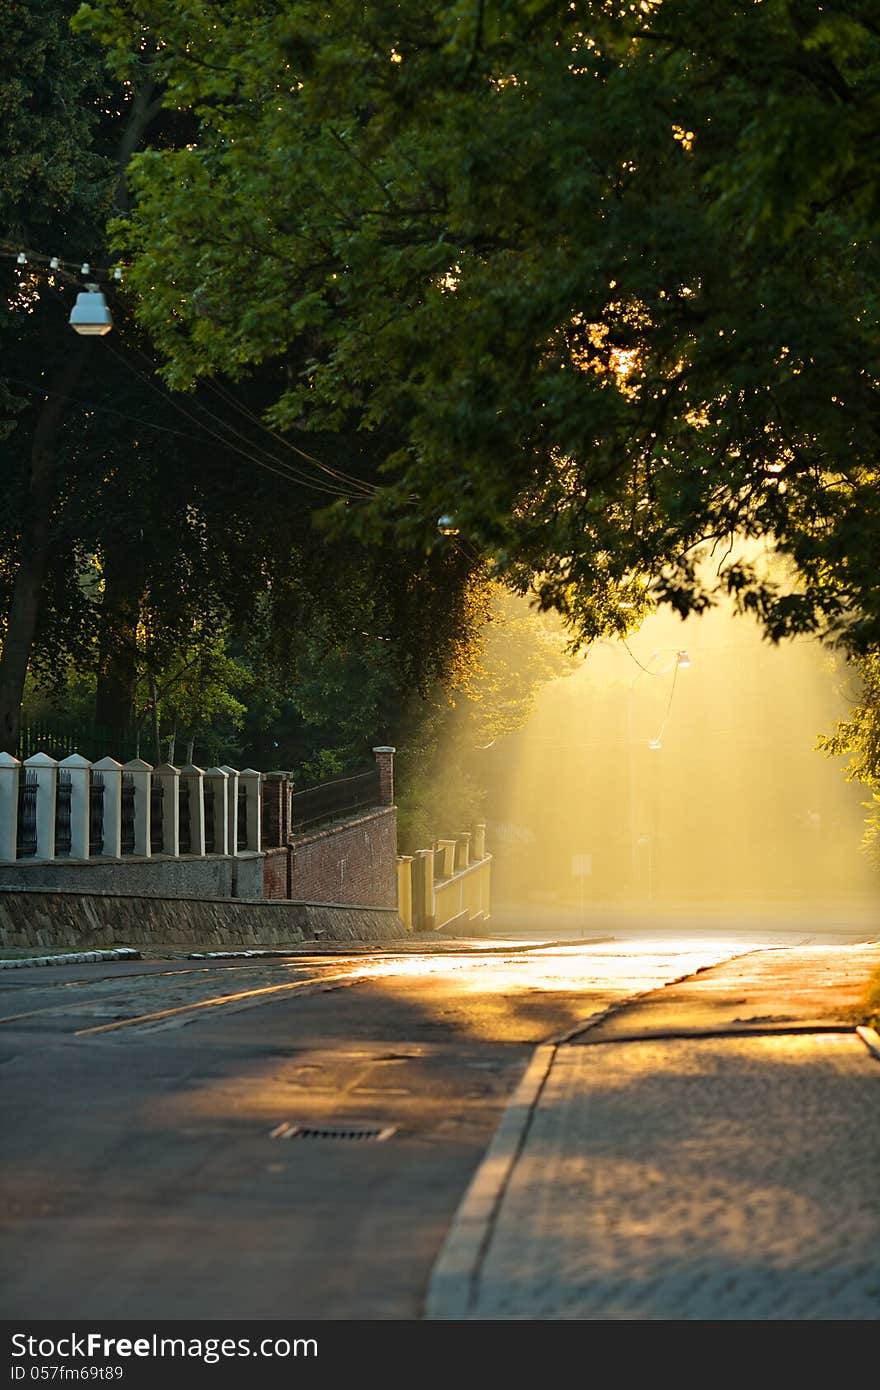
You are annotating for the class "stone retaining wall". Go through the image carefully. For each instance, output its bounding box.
[0,887,406,953]
[0,852,268,899]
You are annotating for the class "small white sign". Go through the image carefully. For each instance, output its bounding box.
[571,854,592,877]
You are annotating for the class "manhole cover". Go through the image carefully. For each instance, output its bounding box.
[269,1121,397,1142]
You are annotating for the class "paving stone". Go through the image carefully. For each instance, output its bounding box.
[471,1033,880,1319]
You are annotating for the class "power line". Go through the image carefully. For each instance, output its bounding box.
[104,339,368,500]
[115,336,364,499]
[4,243,381,501]
[205,378,380,500]
[622,639,669,675]
[651,660,680,747]
[0,373,219,444]
[0,240,122,283]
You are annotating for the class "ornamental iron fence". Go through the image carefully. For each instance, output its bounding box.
[16,771,38,859]
[289,766,381,834]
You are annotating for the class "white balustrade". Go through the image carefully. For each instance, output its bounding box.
[24,752,58,862]
[58,754,91,859]
[92,757,123,858]
[151,763,180,856]
[179,764,206,856]
[203,767,229,855]
[0,752,20,863]
[219,765,240,856]
[122,758,153,857]
[239,769,262,852]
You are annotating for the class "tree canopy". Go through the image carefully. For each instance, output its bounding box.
[0,0,488,767]
[75,0,880,655]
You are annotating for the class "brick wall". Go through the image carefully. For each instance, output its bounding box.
[262,847,290,900]
[289,807,397,907]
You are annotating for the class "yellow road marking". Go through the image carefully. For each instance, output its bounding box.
[74,970,366,1036]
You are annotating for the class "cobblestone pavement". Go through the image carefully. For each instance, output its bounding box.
[466,1032,880,1319]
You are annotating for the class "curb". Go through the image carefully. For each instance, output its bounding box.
[424,1043,556,1319]
[0,947,142,970]
[856,1024,880,1060]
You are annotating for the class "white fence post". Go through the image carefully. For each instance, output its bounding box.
[219,766,240,856]
[0,752,20,863]
[152,763,180,856]
[123,758,153,857]
[58,753,91,859]
[239,769,262,852]
[204,767,229,855]
[92,757,123,858]
[24,752,58,862]
[179,764,205,856]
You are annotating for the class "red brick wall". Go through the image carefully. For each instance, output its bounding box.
[290,808,398,908]
[262,847,290,900]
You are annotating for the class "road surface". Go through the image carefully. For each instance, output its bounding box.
[1,922,877,1320]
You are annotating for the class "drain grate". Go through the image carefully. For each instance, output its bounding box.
[269,1121,397,1142]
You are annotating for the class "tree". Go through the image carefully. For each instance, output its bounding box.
[1,2,488,764]
[76,0,880,656]
[0,0,168,751]
[817,651,880,867]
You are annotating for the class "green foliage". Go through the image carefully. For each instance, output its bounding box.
[817,652,880,867]
[74,0,880,658]
[2,2,491,769]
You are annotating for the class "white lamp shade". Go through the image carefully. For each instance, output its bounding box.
[69,288,112,335]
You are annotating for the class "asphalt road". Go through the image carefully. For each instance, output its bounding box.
[1,922,877,1321]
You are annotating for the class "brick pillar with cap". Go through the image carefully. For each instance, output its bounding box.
[372,746,395,806]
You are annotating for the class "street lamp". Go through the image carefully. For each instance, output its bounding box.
[69,284,112,336]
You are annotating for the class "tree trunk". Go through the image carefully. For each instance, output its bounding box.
[0,342,93,754]
[94,530,144,733]
[150,674,161,767]
[0,78,164,757]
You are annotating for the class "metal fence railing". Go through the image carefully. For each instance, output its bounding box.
[54,769,72,856]
[204,783,216,853]
[290,766,382,834]
[149,776,164,855]
[237,783,247,851]
[2,754,384,862]
[16,770,38,858]
[121,773,135,855]
[17,715,140,766]
[89,773,105,856]
[178,780,191,854]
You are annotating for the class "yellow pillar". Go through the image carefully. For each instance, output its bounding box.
[413,848,436,930]
[397,855,414,931]
[437,838,457,878]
